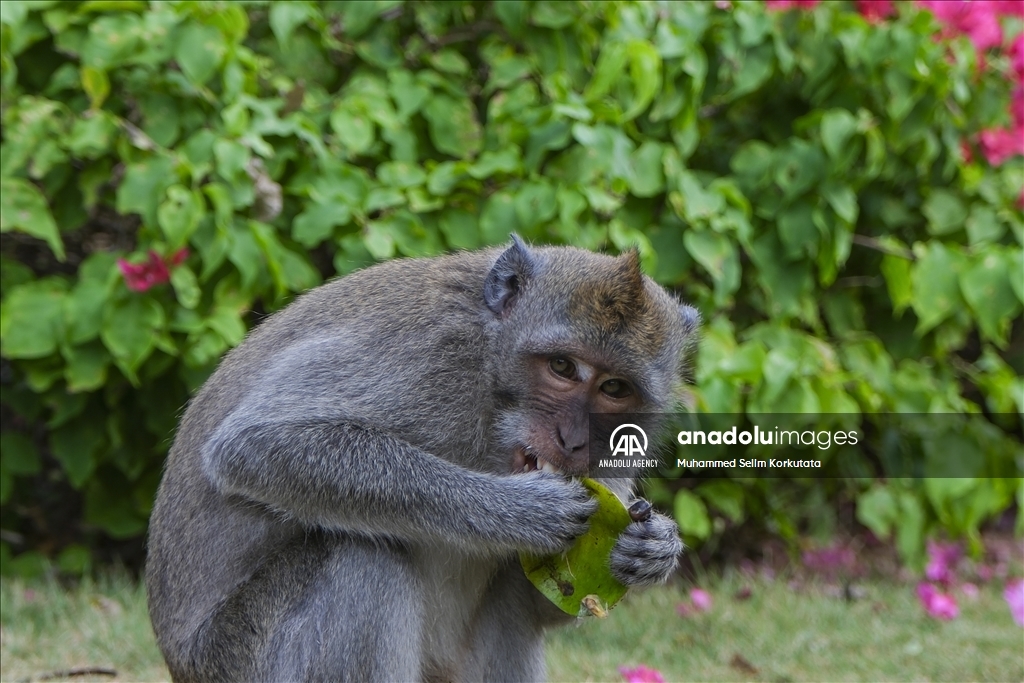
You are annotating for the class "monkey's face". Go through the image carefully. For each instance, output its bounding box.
[503,352,643,478]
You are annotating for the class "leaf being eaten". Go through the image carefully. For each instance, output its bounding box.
[520,478,631,617]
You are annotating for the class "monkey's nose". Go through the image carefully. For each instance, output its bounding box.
[556,426,587,455]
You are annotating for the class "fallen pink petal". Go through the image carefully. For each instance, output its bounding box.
[691,588,713,613]
[924,541,961,584]
[619,665,666,683]
[918,582,959,620]
[1005,579,1024,627]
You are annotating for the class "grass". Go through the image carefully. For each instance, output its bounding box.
[1,571,1021,682]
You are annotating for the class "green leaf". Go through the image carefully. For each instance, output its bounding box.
[174,23,225,86]
[439,208,480,250]
[623,40,662,121]
[80,65,109,109]
[116,155,176,228]
[364,221,396,260]
[157,185,203,250]
[63,343,110,393]
[628,141,665,198]
[388,70,431,119]
[170,265,201,310]
[520,479,631,617]
[330,104,376,156]
[856,484,897,539]
[423,94,482,158]
[429,48,470,75]
[911,242,964,335]
[50,417,105,488]
[293,202,351,248]
[673,489,711,540]
[101,296,165,382]
[820,109,857,160]
[585,41,628,102]
[683,230,740,306]
[0,279,68,358]
[480,190,520,244]
[0,433,40,476]
[514,181,557,231]
[959,251,1020,347]
[0,178,65,260]
[697,480,745,523]
[922,190,967,236]
[269,1,312,47]
[881,252,912,316]
[377,161,427,189]
[964,204,1004,246]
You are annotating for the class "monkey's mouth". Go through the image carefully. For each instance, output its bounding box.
[512,445,562,475]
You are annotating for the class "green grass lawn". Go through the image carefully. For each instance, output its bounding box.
[1,571,1020,682]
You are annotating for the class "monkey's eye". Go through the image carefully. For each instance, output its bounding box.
[549,358,577,379]
[600,379,633,399]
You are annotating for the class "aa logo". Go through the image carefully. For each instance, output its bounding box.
[609,424,648,457]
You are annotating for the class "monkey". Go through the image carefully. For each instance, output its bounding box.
[146,235,699,683]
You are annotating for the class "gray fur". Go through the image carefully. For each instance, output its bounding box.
[147,240,697,682]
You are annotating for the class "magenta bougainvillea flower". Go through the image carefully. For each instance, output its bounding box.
[917,582,960,620]
[619,665,666,683]
[918,0,1004,52]
[1005,579,1024,627]
[856,0,895,22]
[978,127,1024,165]
[117,249,189,292]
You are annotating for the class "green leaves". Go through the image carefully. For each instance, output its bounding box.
[0,278,68,358]
[174,23,225,86]
[910,241,964,335]
[0,0,1021,567]
[0,178,65,260]
[423,94,482,158]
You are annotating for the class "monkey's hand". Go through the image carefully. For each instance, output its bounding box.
[502,473,598,555]
[609,507,683,587]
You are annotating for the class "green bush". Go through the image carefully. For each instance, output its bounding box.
[1,0,1021,575]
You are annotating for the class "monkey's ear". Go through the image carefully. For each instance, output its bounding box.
[484,234,536,316]
[679,304,701,336]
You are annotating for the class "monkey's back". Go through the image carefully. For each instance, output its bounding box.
[146,249,500,664]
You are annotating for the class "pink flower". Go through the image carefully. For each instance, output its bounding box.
[619,665,665,683]
[1006,579,1024,627]
[857,0,895,21]
[989,0,1024,17]
[979,127,1024,165]
[1011,87,1024,128]
[917,0,1003,53]
[765,0,820,9]
[924,541,961,585]
[960,582,980,600]
[691,588,713,612]
[802,544,856,575]
[1009,34,1024,83]
[917,582,960,620]
[117,249,189,292]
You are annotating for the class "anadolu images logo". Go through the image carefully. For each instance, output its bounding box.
[609,424,648,457]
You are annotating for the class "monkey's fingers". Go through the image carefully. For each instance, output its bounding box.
[627,499,653,522]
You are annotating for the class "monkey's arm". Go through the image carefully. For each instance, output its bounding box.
[202,420,596,556]
[609,511,683,587]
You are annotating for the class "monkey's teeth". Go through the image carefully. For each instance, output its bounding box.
[539,459,558,474]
